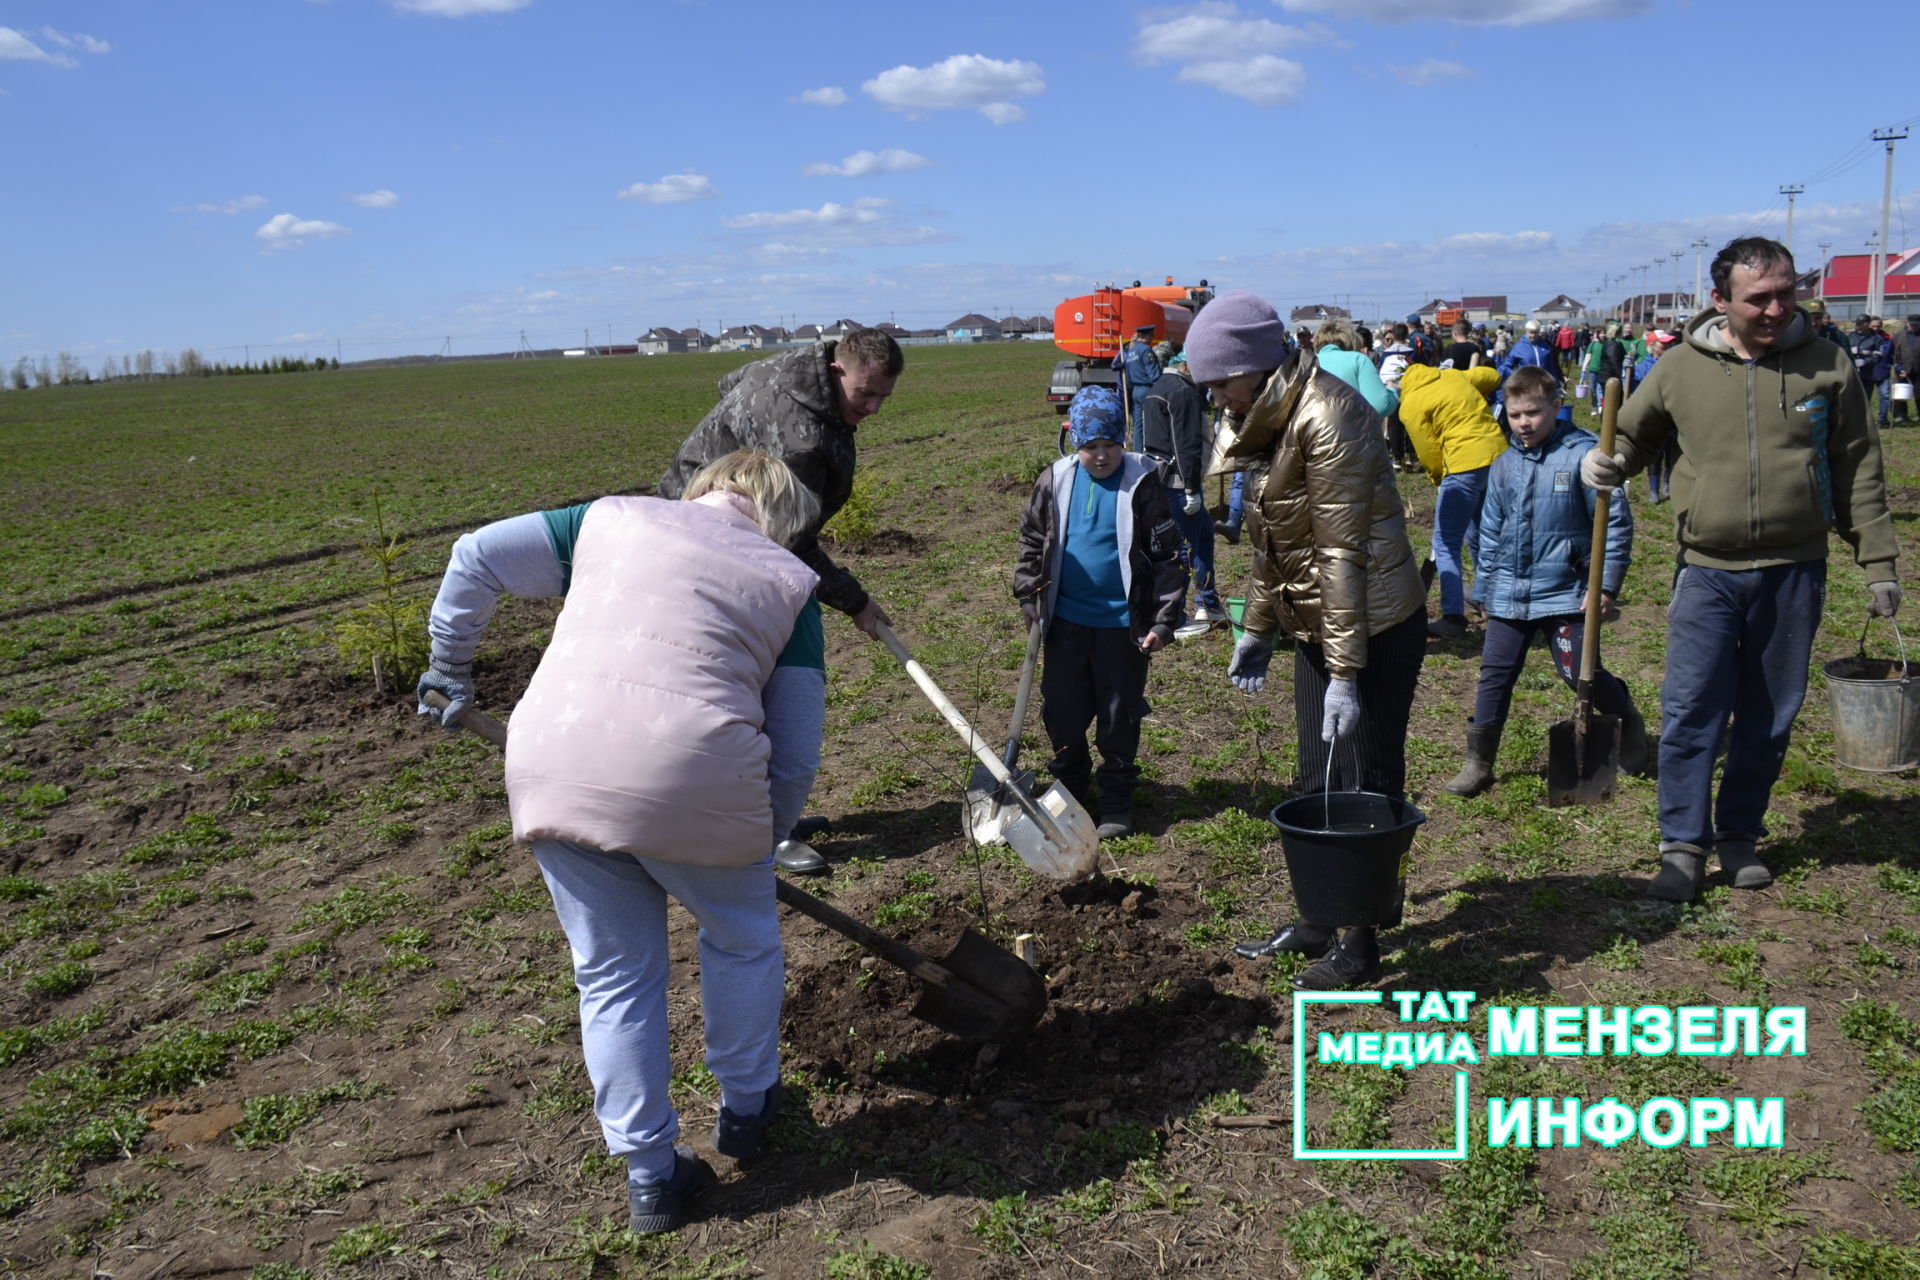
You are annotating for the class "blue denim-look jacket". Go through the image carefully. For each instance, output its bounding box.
[1475,420,1633,620]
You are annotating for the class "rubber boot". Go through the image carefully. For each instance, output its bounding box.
[1716,838,1773,889]
[1443,721,1503,797]
[1647,844,1706,902]
[1617,701,1652,777]
[1292,926,1383,991]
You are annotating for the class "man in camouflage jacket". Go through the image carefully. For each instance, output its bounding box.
[657,329,903,636]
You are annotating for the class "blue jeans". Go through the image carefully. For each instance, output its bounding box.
[1127,386,1152,450]
[1657,561,1825,850]
[533,840,783,1182]
[1870,378,1891,425]
[1434,466,1488,618]
[1166,487,1220,611]
[1225,472,1247,528]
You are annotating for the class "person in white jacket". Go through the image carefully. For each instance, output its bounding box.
[417,450,821,1234]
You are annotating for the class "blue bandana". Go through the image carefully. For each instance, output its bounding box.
[1067,385,1125,448]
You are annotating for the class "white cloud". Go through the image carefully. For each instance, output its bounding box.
[724,199,897,231]
[1135,5,1312,107]
[616,172,718,204]
[1276,0,1649,26]
[1177,54,1307,107]
[256,213,351,250]
[348,189,400,208]
[722,198,953,247]
[861,54,1045,124]
[802,149,931,178]
[1390,58,1474,85]
[795,86,848,107]
[1135,3,1313,61]
[180,195,269,215]
[38,28,111,55]
[1434,230,1554,253]
[391,0,531,15]
[1,26,73,66]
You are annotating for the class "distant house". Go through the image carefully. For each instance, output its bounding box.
[821,319,863,339]
[792,323,823,342]
[764,326,791,345]
[874,321,910,339]
[1413,298,1460,323]
[997,315,1035,338]
[716,324,778,352]
[638,327,687,356]
[1612,293,1697,328]
[945,313,1002,342]
[1290,303,1350,324]
[680,328,712,353]
[1819,249,1920,320]
[1531,295,1584,324]
[1461,295,1508,325]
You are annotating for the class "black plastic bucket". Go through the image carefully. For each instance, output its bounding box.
[1269,792,1426,926]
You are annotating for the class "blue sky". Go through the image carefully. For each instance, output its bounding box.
[4,0,1917,371]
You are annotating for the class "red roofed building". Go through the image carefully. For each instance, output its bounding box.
[1818,249,1920,320]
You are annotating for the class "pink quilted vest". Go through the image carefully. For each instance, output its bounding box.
[504,495,819,864]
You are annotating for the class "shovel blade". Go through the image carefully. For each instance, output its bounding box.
[1002,782,1101,879]
[963,765,1036,845]
[1546,714,1621,806]
[910,928,1049,1041]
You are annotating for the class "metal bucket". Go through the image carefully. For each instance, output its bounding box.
[1823,619,1920,773]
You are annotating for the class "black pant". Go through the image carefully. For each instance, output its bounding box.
[1473,614,1631,726]
[1291,608,1427,801]
[1041,617,1149,816]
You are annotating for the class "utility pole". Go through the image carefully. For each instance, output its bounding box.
[1652,257,1667,325]
[1871,127,1907,321]
[1817,241,1833,304]
[1671,250,1684,327]
[1778,184,1804,260]
[1692,238,1709,318]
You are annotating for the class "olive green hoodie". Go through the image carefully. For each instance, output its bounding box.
[1615,308,1896,581]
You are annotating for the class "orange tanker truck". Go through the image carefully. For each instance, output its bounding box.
[1045,278,1216,443]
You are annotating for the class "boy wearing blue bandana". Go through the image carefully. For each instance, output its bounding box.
[1014,387,1188,839]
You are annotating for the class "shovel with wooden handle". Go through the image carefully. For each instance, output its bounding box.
[963,619,1042,846]
[1546,377,1624,806]
[875,621,1099,881]
[419,690,1049,1041]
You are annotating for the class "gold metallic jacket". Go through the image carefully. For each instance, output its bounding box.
[1208,353,1425,679]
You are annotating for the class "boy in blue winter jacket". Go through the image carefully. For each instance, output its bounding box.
[1014,386,1187,838]
[1443,367,1650,796]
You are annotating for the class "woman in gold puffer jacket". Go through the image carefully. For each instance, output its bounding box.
[1184,291,1428,992]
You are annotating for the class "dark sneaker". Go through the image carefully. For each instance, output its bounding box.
[1291,938,1382,991]
[1233,920,1333,960]
[1427,614,1468,640]
[714,1084,783,1160]
[627,1148,715,1235]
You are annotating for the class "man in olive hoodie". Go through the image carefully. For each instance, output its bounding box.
[1583,238,1902,902]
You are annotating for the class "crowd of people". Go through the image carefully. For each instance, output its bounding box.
[412,235,1904,1234]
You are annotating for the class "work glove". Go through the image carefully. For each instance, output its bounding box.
[1322,678,1361,743]
[416,658,475,731]
[1579,449,1627,491]
[1183,492,1204,516]
[1228,632,1275,693]
[1870,582,1903,619]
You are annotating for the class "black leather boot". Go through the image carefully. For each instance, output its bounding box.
[1233,920,1333,960]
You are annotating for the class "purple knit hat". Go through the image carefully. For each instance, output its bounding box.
[1183,290,1289,383]
[1066,385,1125,447]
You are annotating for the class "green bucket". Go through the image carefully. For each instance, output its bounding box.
[1226,597,1246,641]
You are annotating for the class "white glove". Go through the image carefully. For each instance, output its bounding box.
[1183,492,1204,516]
[1322,678,1360,743]
[1580,449,1626,491]
[1870,582,1903,618]
[1228,633,1275,693]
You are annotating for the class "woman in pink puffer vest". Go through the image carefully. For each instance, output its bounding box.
[417,450,820,1234]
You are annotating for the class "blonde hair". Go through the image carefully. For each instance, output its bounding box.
[682,449,820,550]
[1312,318,1360,352]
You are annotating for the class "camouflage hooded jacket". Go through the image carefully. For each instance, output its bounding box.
[656,341,868,616]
